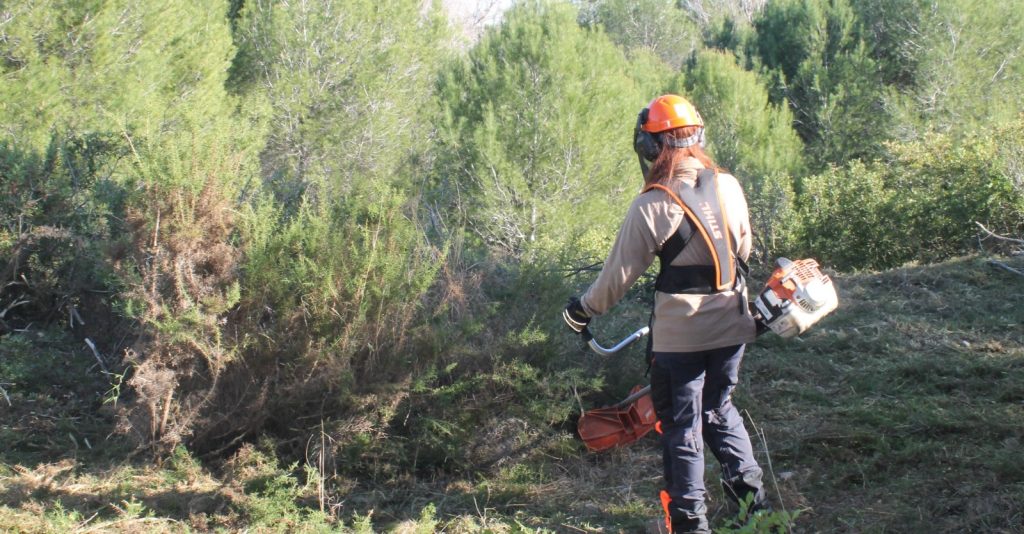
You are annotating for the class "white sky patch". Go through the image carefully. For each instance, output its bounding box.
[442,0,515,42]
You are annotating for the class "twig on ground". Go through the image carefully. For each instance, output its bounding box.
[84,338,109,374]
[76,511,101,529]
[975,221,1024,245]
[70,306,85,328]
[0,383,10,407]
[988,260,1024,278]
[80,517,180,533]
[158,387,174,438]
[572,384,585,416]
[745,409,793,534]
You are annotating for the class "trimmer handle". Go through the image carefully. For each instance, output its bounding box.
[583,325,650,356]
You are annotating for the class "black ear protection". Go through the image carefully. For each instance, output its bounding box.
[633,107,662,162]
[634,107,660,179]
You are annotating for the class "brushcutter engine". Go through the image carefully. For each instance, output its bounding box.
[753,258,838,338]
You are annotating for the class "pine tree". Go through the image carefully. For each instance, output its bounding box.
[855,0,1024,138]
[230,0,449,201]
[577,0,701,69]
[681,50,804,182]
[1,0,239,150]
[434,0,658,257]
[752,0,890,168]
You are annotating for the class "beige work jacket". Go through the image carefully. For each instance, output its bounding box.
[580,158,757,352]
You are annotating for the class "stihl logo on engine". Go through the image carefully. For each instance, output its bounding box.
[699,201,723,239]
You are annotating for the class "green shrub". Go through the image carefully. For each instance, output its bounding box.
[747,171,802,263]
[225,440,335,532]
[716,495,802,533]
[0,135,124,329]
[115,128,253,453]
[796,160,894,270]
[238,181,442,396]
[796,120,1024,270]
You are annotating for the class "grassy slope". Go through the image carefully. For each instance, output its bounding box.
[1,256,1021,532]
[747,256,1024,532]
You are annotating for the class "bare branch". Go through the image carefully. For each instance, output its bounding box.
[560,261,604,278]
[988,260,1024,278]
[0,299,30,320]
[84,338,109,374]
[975,221,1024,245]
[69,306,85,329]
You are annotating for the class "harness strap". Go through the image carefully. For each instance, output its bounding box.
[657,219,694,268]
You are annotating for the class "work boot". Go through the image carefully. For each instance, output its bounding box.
[670,521,711,534]
[722,469,769,514]
[669,511,710,534]
[644,516,712,534]
[647,516,711,534]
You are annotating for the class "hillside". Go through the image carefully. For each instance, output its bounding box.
[2,255,1021,532]
[3,1,1023,532]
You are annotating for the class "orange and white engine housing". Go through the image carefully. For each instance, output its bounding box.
[753,258,838,338]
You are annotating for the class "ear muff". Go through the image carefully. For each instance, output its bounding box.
[633,108,661,162]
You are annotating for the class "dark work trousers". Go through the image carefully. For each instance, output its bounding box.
[650,344,766,533]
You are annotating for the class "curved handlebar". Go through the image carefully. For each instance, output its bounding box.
[582,325,650,356]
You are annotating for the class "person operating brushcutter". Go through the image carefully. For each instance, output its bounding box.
[562,94,769,534]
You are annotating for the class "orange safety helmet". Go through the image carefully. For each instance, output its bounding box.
[634,94,706,173]
[640,94,703,133]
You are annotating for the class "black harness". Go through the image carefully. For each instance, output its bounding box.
[644,168,746,295]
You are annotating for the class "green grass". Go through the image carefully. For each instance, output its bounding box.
[1,256,1022,532]
[740,256,1024,532]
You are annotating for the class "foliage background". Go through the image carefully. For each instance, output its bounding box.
[0,0,1022,531]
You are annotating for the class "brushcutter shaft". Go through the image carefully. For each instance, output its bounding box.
[614,384,652,409]
[584,325,650,356]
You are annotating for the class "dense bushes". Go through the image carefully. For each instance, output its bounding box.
[0,0,452,455]
[797,120,1024,270]
[0,135,123,333]
[230,185,442,443]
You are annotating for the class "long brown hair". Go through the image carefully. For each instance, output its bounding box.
[645,126,716,187]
